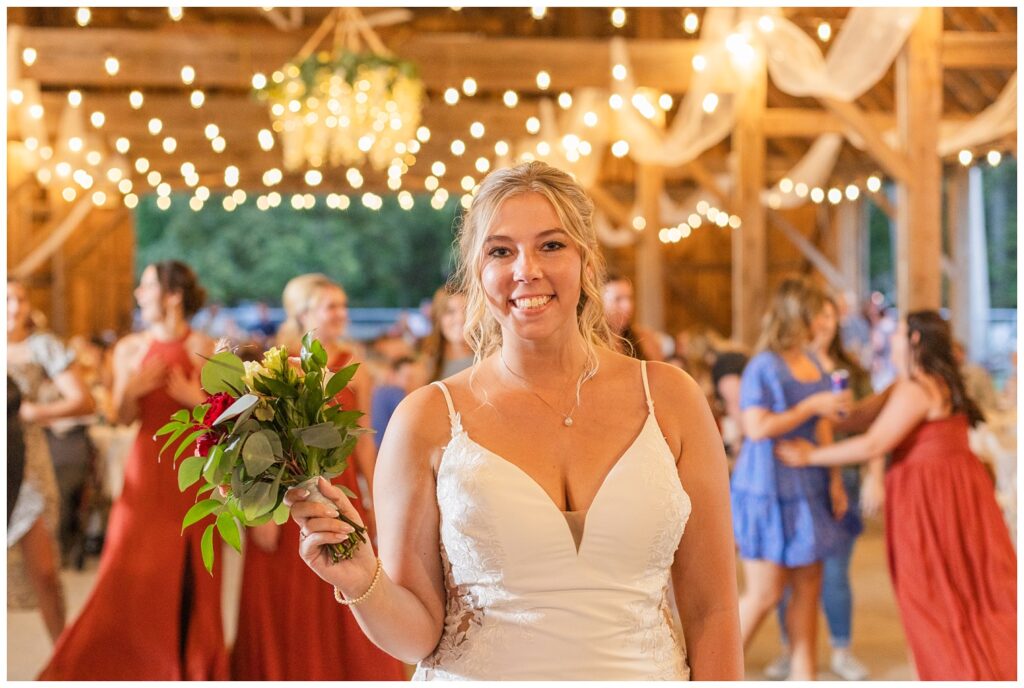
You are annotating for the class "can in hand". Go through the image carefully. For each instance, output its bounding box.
[831,369,850,393]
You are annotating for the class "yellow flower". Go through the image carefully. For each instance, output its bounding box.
[242,360,268,389]
[261,346,287,374]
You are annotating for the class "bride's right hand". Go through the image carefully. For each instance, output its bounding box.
[284,476,379,595]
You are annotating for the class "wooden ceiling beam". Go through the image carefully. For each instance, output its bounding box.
[17,26,1016,93]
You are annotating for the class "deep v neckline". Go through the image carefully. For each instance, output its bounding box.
[450,410,657,556]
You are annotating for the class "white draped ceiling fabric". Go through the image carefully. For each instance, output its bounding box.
[514,7,1017,246]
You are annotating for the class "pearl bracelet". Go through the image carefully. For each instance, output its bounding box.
[334,558,383,606]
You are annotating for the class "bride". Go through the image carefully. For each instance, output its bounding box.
[286,161,742,679]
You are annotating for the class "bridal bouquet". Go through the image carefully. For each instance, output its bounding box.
[156,334,370,573]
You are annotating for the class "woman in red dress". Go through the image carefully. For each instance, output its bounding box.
[40,261,228,680]
[230,273,406,680]
[777,310,1016,680]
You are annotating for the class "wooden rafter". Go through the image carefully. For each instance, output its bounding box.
[819,96,912,183]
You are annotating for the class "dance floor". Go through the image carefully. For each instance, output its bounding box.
[7,517,913,680]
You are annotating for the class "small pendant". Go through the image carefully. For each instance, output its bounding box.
[563,417,574,427]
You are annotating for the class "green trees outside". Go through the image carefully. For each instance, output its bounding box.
[135,193,461,307]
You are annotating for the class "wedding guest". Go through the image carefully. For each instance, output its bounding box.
[763,293,881,681]
[40,261,228,679]
[420,285,473,382]
[230,273,406,681]
[777,310,1016,680]
[286,161,742,679]
[602,272,664,361]
[730,276,851,680]
[953,340,999,415]
[8,278,95,643]
[371,356,429,448]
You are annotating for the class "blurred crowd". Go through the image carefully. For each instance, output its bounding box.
[7,264,1017,680]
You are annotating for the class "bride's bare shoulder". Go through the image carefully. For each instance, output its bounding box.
[385,382,456,449]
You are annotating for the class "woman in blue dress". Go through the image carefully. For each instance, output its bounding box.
[731,277,851,680]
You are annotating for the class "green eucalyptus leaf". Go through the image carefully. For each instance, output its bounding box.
[212,394,259,426]
[241,431,276,476]
[330,409,364,427]
[272,500,290,525]
[182,498,221,532]
[240,481,276,521]
[200,523,216,574]
[296,422,344,449]
[200,351,246,395]
[311,339,328,367]
[202,444,224,484]
[177,455,206,492]
[324,363,359,399]
[216,511,243,553]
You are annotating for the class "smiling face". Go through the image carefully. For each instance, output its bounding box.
[439,292,467,346]
[302,284,349,343]
[133,264,176,325]
[810,300,838,347]
[479,192,583,345]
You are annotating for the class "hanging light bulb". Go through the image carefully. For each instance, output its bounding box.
[683,11,699,34]
[610,7,626,28]
[536,70,551,90]
[817,21,832,42]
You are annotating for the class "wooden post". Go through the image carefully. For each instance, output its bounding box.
[731,44,768,347]
[635,163,664,331]
[895,8,943,312]
[947,165,991,361]
[835,197,867,298]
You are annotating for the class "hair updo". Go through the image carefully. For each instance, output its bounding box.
[152,260,206,318]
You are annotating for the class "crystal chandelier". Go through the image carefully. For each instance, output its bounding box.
[254,7,424,173]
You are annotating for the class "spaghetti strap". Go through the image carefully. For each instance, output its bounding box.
[640,360,655,413]
[432,381,459,432]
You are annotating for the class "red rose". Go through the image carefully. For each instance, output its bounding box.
[203,392,235,426]
[193,392,234,457]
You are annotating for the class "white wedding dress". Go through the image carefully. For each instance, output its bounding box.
[414,362,692,680]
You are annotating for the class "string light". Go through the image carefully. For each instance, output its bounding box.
[226,166,241,187]
[190,90,205,108]
[181,65,195,85]
[530,6,546,20]
[204,123,219,140]
[304,169,321,186]
[129,90,143,109]
[557,92,572,109]
[845,184,860,201]
[683,11,699,34]
[148,118,162,135]
[612,64,627,81]
[443,88,460,105]
[702,93,719,114]
[810,187,825,203]
[462,77,477,97]
[211,136,226,153]
[258,129,274,151]
[475,157,490,173]
[987,150,1002,166]
[147,170,162,186]
[124,193,139,209]
[583,111,599,127]
[758,15,775,33]
[503,90,519,108]
[536,70,551,90]
[632,216,646,231]
[67,90,82,107]
[104,56,120,76]
[794,182,809,197]
[957,149,973,166]
[817,21,832,42]
[168,6,183,21]
[29,104,44,120]
[76,7,91,27]
[157,196,172,211]
[692,54,707,72]
[416,126,431,142]
[658,93,673,110]
[525,116,541,134]
[866,176,881,193]
[22,48,37,66]
[609,93,623,110]
[611,140,630,158]
[827,187,842,204]
[450,139,466,156]
[494,140,510,157]
[779,178,794,193]
[610,7,626,28]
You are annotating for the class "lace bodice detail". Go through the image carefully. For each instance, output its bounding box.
[414,362,692,681]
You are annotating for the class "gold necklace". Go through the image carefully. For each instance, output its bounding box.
[499,350,596,427]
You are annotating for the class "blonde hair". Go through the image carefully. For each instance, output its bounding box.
[755,276,827,353]
[454,161,613,374]
[276,273,341,352]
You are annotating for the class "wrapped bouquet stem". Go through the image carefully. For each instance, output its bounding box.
[157,333,372,572]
